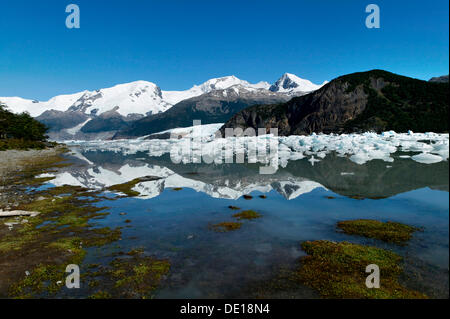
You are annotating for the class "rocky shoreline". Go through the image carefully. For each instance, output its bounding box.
[0,147,65,179]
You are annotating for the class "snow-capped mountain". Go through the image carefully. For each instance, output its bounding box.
[0,73,326,140]
[270,73,328,95]
[0,76,275,118]
[0,74,323,118]
[163,75,270,105]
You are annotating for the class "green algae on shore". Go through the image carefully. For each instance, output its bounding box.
[0,148,172,299]
[0,180,121,298]
[86,249,170,299]
[337,219,420,245]
[297,240,427,299]
[232,210,262,220]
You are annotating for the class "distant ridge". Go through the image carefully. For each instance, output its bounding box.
[221,70,449,135]
[429,75,449,83]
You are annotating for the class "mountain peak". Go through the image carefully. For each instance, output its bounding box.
[270,73,325,94]
[197,75,249,93]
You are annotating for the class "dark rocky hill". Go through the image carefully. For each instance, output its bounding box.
[221,70,449,136]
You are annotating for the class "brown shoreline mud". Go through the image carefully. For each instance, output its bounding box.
[0,147,66,178]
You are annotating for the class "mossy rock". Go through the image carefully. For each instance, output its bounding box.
[298,240,427,299]
[337,219,420,245]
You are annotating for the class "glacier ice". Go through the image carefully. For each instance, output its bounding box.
[65,130,449,168]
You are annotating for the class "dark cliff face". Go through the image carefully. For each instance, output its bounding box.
[221,70,449,136]
[113,87,290,139]
[36,110,88,132]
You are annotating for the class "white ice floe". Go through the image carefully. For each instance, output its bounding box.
[65,130,449,167]
[411,152,444,164]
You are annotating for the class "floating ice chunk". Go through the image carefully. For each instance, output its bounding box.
[37,173,56,178]
[411,152,443,164]
[349,153,370,165]
[66,131,449,167]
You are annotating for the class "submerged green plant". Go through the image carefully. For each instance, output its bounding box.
[211,221,242,232]
[232,210,262,220]
[297,240,427,299]
[337,219,420,245]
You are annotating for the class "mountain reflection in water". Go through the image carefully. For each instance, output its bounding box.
[51,148,449,201]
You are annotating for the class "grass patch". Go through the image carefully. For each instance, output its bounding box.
[1,184,121,298]
[297,240,427,299]
[85,250,170,299]
[8,264,66,298]
[337,219,420,245]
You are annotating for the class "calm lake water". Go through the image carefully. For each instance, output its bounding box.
[51,145,449,298]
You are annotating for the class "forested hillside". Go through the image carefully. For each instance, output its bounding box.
[0,103,50,150]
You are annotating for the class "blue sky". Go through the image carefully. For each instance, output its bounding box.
[0,0,448,100]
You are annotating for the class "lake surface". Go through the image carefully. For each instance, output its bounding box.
[47,141,449,298]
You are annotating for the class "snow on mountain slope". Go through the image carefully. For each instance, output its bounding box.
[270,73,328,94]
[68,81,171,117]
[162,76,270,105]
[0,81,166,117]
[0,92,87,117]
[0,74,325,118]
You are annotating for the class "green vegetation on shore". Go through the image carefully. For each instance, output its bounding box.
[0,103,50,151]
[0,150,172,298]
[297,240,427,299]
[337,219,420,245]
